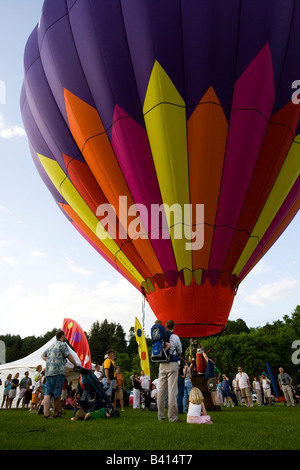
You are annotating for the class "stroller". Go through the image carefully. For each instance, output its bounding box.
[74,366,114,413]
[290,385,300,405]
[142,389,158,411]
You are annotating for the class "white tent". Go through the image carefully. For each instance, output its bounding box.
[0,337,82,407]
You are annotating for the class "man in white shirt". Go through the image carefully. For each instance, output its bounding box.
[140,370,151,390]
[157,320,182,422]
[236,366,252,408]
[140,370,151,411]
[260,373,272,406]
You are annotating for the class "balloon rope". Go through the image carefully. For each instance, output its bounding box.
[142,294,146,332]
[206,326,227,354]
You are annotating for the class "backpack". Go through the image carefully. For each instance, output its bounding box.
[150,324,172,363]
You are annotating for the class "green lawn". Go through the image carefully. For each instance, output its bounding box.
[0,403,299,451]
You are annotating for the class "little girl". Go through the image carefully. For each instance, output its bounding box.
[187,387,213,424]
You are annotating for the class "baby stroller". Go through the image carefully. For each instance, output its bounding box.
[291,385,300,405]
[142,390,158,411]
[74,366,114,413]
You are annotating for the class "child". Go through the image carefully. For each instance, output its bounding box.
[30,376,43,413]
[187,387,213,424]
[150,320,171,363]
[71,407,111,421]
[152,320,170,350]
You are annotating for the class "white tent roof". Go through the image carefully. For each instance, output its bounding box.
[0,336,81,374]
[0,336,82,371]
[0,337,82,406]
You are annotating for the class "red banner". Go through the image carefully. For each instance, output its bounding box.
[62,318,92,369]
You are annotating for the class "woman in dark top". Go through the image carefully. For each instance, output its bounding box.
[8,373,19,409]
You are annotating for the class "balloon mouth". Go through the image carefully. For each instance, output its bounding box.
[145,277,236,338]
[142,269,239,294]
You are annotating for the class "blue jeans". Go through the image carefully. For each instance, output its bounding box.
[177,376,185,413]
[183,382,193,412]
[102,378,115,398]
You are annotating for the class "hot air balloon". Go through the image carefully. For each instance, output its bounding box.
[21,0,300,338]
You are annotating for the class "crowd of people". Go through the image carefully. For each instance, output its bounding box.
[0,324,298,425]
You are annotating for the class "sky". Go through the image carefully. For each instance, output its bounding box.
[0,1,299,341]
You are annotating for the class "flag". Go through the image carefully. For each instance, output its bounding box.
[62,318,92,369]
[134,317,150,377]
[266,361,279,398]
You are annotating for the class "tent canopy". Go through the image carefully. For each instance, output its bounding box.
[0,336,81,396]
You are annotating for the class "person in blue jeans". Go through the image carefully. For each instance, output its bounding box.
[221,374,235,407]
[183,359,193,412]
[177,356,186,413]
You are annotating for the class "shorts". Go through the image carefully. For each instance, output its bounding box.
[263,388,271,398]
[207,377,217,392]
[8,389,17,399]
[31,393,40,405]
[45,375,65,398]
[18,388,27,400]
[114,388,123,401]
[240,387,250,398]
[222,390,231,398]
[61,389,67,400]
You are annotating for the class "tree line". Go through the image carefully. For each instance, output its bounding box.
[1,306,299,388]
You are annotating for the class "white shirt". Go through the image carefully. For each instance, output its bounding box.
[169,332,182,356]
[140,374,151,389]
[253,380,261,390]
[33,379,42,394]
[236,372,249,389]
[152,378,159,390]
[261,378,271,390]
[187,402,202,417]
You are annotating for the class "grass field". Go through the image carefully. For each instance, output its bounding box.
[0,403,299,451]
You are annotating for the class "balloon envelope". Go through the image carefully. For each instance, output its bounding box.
[21,0,300,337]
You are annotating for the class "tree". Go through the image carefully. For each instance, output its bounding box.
[88,320,129,364]
[112,323,127,355]
[225,319,250,335]
[127,326,138,357]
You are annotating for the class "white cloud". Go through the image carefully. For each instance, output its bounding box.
[67,259,91,276]
[243,277,298,306]
[0,205,10,213]
[29,250,46,258]
[0,278,155,338]
[249,259,271,276]
[0,112,26,139]
[0,256,19,266]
